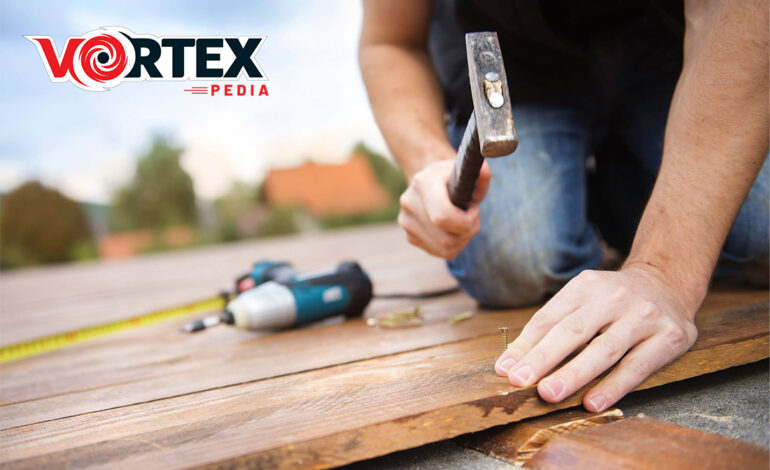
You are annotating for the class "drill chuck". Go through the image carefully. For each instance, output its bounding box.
[227,281,297,329]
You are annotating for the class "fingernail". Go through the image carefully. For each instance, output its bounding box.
[542,378,564,400]
[498,356,516,372]
[509,364,532,384]
[588,394,607,412]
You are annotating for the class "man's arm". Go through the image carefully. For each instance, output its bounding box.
[495,0,768,411]
[359,0,490,259]
[627,0,769,308]
[359,0,451,179]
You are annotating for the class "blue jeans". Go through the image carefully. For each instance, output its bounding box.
[446,78,769,308]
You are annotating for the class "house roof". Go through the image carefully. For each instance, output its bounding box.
[263,153,391,217]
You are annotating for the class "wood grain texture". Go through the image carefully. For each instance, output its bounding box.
[0,293,764,430]
[458,408,624,465]
[526,415,769,470]
[0,225,455,347]
[0,300,766,469]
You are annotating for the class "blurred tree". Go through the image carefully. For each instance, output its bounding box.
[318,204,400,230]
[214,181,259,241]
[110,137,197,231]
[257,206,300,238]
[0,181,95,269]
[353,142,407,200]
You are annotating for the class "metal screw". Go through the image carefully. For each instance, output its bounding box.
[498,326,509,352]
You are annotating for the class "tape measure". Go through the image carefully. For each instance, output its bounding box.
[0,296,225,365]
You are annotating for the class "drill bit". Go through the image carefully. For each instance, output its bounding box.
[181,315,222,333]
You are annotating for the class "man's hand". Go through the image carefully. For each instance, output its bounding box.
[398,159,491,259]
[495,265,698,412]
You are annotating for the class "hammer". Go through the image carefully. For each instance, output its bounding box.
[447,32,517,210]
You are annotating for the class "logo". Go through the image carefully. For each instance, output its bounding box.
[27,27,268,95]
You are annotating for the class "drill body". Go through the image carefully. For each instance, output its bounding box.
[235,260,296,294]
[225,262,373,330]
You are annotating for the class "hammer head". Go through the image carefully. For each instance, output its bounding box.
[465,32,517,157]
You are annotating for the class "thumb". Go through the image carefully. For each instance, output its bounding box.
[472,161,492,204]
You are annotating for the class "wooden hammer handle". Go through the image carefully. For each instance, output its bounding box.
[447,113,483,210]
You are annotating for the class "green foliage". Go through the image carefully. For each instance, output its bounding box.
[109,137,197,232]
[353,142,407,201]
[0,181,95,269]
[214,181,259,242]
[256,206,300,238]
[318,203,400,230]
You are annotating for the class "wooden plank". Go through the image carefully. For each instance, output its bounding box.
[457,408,624,465]
[0,225,456,347]
[0,291,763,429]
[0,293,474,405]
[0,300,766,469]
[526,415,769,469]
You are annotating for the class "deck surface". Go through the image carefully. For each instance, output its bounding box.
[0,224,767,469]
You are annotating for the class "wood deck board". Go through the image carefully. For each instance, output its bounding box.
[0,225,767,469]
[0,300,766,468]
[0,225,454,348]
[526,416,769,470]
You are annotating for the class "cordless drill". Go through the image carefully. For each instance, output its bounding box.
[184,261,373,332]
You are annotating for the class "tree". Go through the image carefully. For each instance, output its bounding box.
[214,181,259,241]
[0,181,95,268]
[110,137,197,232]
[257,206,300,238]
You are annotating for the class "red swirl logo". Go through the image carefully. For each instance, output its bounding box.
[78,34,128,83]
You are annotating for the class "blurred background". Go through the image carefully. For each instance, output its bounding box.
[0,1,403,270]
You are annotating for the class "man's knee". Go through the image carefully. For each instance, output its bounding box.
[448,227,602,308]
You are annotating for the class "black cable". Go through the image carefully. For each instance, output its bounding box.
[373,286,461,299]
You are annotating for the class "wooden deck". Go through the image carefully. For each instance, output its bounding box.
[0,224,767,469]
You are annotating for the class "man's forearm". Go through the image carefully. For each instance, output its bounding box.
[625,0,769,311]
[359,43,455,180]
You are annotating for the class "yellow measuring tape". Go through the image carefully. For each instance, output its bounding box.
[0,296,225,365]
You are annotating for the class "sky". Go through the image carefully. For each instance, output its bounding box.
[0,1,388,203]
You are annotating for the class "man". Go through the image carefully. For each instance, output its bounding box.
[359,0,768,412]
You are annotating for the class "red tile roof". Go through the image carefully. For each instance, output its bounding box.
[263,153,390,217]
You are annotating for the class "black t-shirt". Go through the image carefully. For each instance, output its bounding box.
[429,0,684,126]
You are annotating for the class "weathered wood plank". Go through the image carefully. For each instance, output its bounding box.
[457,408,625,465]
[1,292,763,430]
[0,300,766,469]
[526,416,769,469]
[0,225,454,347]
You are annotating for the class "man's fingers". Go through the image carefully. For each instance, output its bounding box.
[537,317,655,402]
[398,159,484,259]
[423,185,479,235]
[583,335,682,412]
[398,201,466,259]
[496,284,585,375]
[505,307,612,387]
[472,161,491,204]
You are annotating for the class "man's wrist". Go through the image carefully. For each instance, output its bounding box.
[404,143,456,181]
[621,256,709,317]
